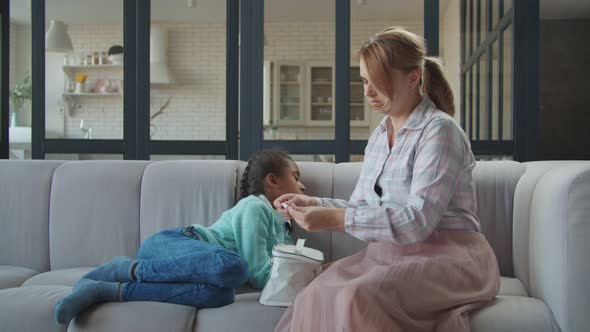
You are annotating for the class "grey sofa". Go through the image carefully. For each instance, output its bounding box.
[0,159,589,332]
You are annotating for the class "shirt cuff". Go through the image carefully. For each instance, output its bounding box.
[344,208,357,234]
[314,197,323,207]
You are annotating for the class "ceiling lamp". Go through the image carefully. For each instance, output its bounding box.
[46,20,73,52]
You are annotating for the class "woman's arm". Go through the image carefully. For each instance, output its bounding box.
[289,118,468,245]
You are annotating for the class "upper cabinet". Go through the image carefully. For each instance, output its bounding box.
[307,63,334,126]
[266,61,368,127]
[349,66,369,126]
[274,62,305,126]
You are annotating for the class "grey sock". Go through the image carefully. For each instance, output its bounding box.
[82,256,137,282]
[54,278,119,324]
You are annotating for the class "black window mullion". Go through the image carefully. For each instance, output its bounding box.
[512,0,539,161]
[475,0,480,141]
[486,0,493,141]
[31,0,45,159]
[123,0,138,160]
[0,0,9,159]
[226,0,239,160]
[469,67,473,139]
[44,139,124,154]
[424,0,439,56]
[239,0,264,161]
[335,0,350,163]
[498,27,504,141]
[136,0,150,160]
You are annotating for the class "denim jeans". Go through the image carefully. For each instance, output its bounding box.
[120,226,249,308]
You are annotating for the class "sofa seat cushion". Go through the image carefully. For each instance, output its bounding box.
[21,267,93,287]
[67,301,197,332]
[471,295,560,332]
[498,277,528,296]
[0,285,70,332]
[0,265,39,289]
[196,292,286,332]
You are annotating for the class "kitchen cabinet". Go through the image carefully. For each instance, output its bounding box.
[268,61,369,127]
[349,66,370,126]
[273,61,305,126]
[307,63,334,126]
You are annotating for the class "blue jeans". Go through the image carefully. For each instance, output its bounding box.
[120,227,249,308]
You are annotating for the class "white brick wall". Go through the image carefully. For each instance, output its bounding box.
[53,20,423,141]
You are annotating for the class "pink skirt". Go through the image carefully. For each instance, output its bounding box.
[275,230,500,332]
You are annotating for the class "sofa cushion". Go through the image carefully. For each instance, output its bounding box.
[195,292,286,332]
[498,277,528,296]
[0,160,63,272]
[0,285,70,332]
[140,160,241,243]
[49,161,149,270]
[67,301,197,332]
[471,161,526,277]
[331,163,368,261]
[512,161,579,292]
[470,295,560,332]
[21,267,93,287]
[0,265,39,289]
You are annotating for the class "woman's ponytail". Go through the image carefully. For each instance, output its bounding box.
[423,56,455,117]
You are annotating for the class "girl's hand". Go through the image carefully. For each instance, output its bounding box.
[274,194,318,219]
[287,205,345,232]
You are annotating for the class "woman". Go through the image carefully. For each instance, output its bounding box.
[55,150,304,324]
[274,27,499,331]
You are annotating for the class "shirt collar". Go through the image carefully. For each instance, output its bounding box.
[377,95,437,134]
[257,194,273,209]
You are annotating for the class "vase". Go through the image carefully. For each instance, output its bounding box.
[10,112,18,127]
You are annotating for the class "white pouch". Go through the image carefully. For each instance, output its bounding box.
[259,238,324,307]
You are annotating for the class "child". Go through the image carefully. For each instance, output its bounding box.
[55,150,305,324]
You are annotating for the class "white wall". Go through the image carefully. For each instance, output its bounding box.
[56,21,423,141]
[440,0,461,123]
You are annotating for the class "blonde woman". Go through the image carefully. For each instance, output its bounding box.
[274,27,499,331]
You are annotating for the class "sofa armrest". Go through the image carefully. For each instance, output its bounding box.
[529,164,590,332]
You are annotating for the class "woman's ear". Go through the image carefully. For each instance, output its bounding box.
[408,69,421,89]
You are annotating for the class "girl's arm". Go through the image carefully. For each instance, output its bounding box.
[232,203,274,289]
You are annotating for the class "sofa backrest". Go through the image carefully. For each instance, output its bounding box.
[0,159,555,278]
[48,161,148,270]
[0,160,63,272]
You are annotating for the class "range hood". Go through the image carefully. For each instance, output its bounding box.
[150,25,174,86]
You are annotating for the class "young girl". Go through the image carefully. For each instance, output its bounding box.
[55,150,304,324]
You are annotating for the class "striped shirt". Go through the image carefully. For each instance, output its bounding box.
[319,96,480,244]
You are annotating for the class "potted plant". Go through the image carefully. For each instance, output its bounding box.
[9,72,32,127]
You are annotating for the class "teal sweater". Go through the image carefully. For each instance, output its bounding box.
[192,195,293,289]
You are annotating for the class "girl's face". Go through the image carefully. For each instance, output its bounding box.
[276,162,306,196]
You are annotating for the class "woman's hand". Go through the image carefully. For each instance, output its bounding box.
[287,205,345,232]
[274,194,318,220]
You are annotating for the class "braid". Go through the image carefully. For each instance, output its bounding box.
[239,162,252,199]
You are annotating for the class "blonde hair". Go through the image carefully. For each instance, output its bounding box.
[359,27,455,116]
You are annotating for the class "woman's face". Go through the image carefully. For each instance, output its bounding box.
[360,57,416,116]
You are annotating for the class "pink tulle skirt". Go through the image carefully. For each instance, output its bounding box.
[275,230,500,332]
